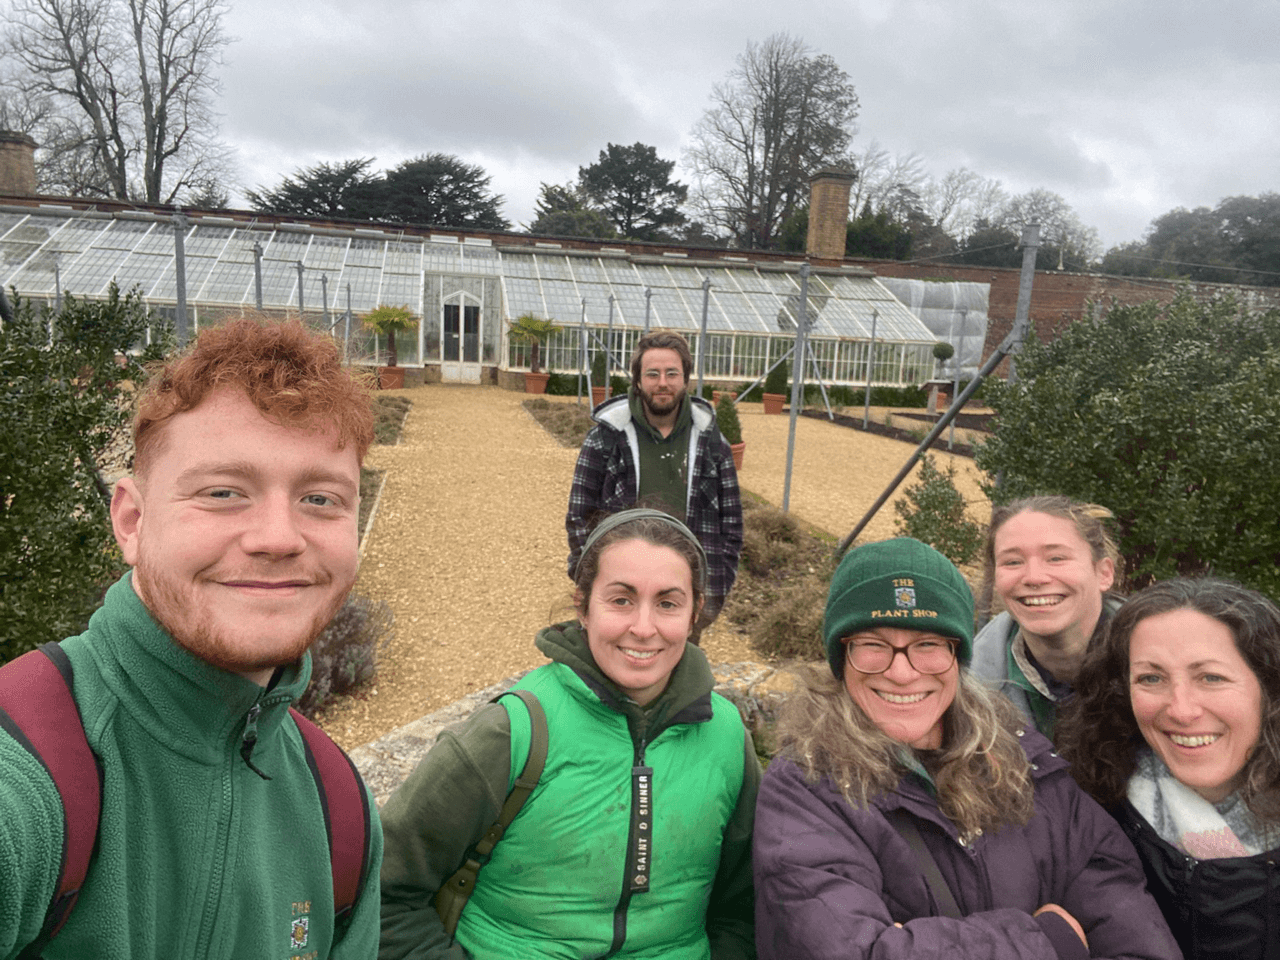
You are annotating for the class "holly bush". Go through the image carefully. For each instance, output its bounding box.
[975,292,1280,594]
[1,284,170,663]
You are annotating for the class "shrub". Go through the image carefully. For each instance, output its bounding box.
[763,358,789,396]
[1,284,171,663]
[545,372,579,395]
[296,593,394,718]
[893,455,985,566]
[976,292,1280,593]
[590,350,607,389]
[610,374,630,396]
[748,578,829,661]
[715,394,743,444]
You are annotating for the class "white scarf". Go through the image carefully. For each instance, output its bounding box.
[1128,748,1257,859]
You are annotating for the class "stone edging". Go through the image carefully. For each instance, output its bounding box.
[350,660,795,808]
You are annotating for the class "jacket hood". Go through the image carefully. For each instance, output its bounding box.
[534,619,716,735]
[594,393,715,434]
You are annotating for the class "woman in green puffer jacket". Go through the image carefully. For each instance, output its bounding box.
[379,508,760,960]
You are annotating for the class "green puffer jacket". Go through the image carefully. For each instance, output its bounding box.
[0,574,383,960]
[380,621,760,960]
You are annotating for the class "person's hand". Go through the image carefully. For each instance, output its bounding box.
[1034,903,1087,948]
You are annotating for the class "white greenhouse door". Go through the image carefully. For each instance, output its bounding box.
[441,301,481,383]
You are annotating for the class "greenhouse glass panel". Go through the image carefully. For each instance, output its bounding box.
[533,254,572,281]
[5,216,66,245]
[386,241,422,274]
[568,259,606,285]
[379,273,419,307]
[153,253,217,301]
[501,255,536,278]
[133,226,173,255]
[61,246,131,293]
[259,257,299,304]
[346,238,385,268]
[185,226,234,258]
[95,220,152,250]
[424,243,459,272]
[197,260,254,303]
[0,213,28,238]
[305,236,348,271]
[263,232,309,266]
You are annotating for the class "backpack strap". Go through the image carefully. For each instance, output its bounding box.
[290,708,373,926]
[0,642,104,958]
[435,689,549,938]
[882,807,963,919]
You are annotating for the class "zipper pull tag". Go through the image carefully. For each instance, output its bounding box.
[629,765,654,893]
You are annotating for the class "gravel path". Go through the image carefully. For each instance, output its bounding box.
[316,385,989,749]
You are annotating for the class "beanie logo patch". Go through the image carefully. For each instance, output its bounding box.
[895,584,917,609]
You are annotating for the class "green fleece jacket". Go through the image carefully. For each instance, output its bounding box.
[379,622,759,960]
[0,574,383,960]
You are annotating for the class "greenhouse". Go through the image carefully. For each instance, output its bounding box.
[0,202,956,389]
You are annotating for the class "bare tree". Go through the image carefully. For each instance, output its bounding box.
[685,33,859,250]
[998,188,1100,267]
[2,0,231,204]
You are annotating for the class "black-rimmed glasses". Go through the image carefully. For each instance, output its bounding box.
[844,637,957,675]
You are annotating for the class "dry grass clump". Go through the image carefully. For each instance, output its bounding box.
[373,395,413,444]
[524,397,595,448]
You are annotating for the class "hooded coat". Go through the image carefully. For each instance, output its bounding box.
[379,621,759,960]
[754,724,1182,960]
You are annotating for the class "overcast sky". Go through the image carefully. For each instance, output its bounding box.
[219,0,1277,251]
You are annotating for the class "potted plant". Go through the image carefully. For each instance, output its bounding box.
[931,341,955,410]
[762,358,788,415]
[363,304,418,390]
[716,393,745,471]
[509,313,559,393]
[590,350,609,407]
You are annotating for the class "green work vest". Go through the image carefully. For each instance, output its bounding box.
[456,662,746,960]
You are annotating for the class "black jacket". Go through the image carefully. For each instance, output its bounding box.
[1120,798,1280,959]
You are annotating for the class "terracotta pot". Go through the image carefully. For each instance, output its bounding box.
[378,365,405,390]
[591,386,608,407]
[713,391,726,406]
[524,371,550,394]
[762,392,785,415]
[730,441,745,471]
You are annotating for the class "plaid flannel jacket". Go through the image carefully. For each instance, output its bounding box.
[565,395,743,619]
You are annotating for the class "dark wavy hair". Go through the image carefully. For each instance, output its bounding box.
[1058,577,1280,819]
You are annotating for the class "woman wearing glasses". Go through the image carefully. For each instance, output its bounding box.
[753,538,1178,960]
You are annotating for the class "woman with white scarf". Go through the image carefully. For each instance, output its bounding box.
[1060,577,1280,960]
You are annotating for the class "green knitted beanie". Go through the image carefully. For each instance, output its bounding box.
[823,537,975,678]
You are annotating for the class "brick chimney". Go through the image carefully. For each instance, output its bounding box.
[0,131,38,196]
[806,166,857,260]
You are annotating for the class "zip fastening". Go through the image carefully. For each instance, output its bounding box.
[601,736,650,959]
[239,700,272,780]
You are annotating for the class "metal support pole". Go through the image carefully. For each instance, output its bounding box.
[643,287,652,334]
[253,243,263,310]
[295,261,305,316]
[54,262,62,315]
[577,298,587,404]
[862,309,878,429]
[172,214,189,346]
[606,294,615,399]
[321,274,331,332]
[343,284,353,362]
[696,277,711,395]
[782,265,810,513]
[1007,224,1041,385]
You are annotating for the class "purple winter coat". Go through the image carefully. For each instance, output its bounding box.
[754,727,1183,960]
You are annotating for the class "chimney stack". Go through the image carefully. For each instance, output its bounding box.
[806,166,857,260]
[0,131,38,196]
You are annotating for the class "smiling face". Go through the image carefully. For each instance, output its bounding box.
[1129,607,1264,802]
[993,510,1115,649]
[111,388,361,685]
[637,347,688,421]
[843,626,959,749]
[579,537,696,706]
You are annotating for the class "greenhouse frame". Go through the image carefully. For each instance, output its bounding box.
[0,201,967,390]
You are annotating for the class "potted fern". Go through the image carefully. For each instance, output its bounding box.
[363,304,418,389]
[762,358,788,415]
[509,313,559,393]
[715,393,745,470]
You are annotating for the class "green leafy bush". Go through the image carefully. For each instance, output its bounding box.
[893,455,985,566]
[1,284,170,663]
[976,292,1280,593]
[295,593,394,718]
[590,350,607,388]
[715,393,743,444]
[763,358,789,396]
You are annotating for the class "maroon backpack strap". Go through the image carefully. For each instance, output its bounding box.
[290,708,372,924]
[0,642,103,956]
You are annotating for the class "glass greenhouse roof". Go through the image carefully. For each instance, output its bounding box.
[0,206,934,345]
